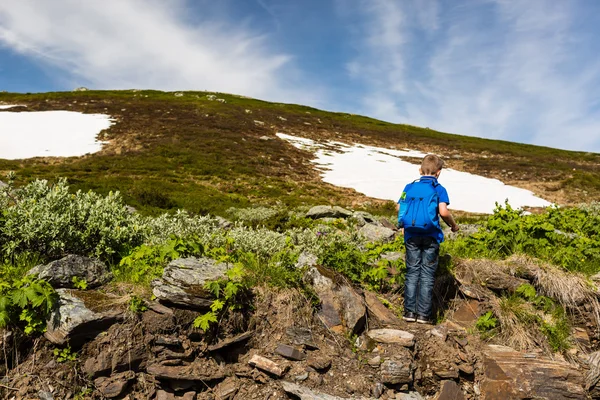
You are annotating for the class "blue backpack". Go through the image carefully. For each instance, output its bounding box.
[398,178,440,234]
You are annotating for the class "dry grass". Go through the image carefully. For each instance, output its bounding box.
[251,286,314,349]
[506,255,600,332]
[488,295,541,352]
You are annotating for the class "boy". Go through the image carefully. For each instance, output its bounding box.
[397,154,459,324]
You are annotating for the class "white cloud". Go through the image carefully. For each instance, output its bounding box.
[345,0,600,152]
[0,0,317,104]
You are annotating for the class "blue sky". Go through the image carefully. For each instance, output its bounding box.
[1,0,600,152]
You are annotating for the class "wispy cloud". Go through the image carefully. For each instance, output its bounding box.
[344,0,600,152]
[0,0,317,104]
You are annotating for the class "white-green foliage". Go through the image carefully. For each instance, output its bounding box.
[226,206,282,223]
[0,179,146,259]
[145,210,222,244]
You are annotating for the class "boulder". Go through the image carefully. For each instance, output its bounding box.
[480,345,586,399]
[366,329,415,347]
[380,349,414,385]
[359,224,396,243]
[28,255,112,289]
[306,206,353,219]
[151,257,230,308]
[306,267,366,334]
[45,289,122,346]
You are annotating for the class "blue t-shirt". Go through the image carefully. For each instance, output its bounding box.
[398,176,450,243]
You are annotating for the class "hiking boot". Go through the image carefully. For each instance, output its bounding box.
[416,315,432,324]
[402,312,417,322]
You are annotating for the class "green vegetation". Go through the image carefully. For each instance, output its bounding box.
[444,201,600,274]
[53,346,77,363]
[128,295,148,313]
[476,311,498,333]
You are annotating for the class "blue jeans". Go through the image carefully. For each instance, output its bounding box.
[404,236,439,318]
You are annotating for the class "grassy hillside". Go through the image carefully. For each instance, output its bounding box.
[0,90,598,216]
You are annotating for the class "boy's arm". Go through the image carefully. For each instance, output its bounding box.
[439,202,459,232]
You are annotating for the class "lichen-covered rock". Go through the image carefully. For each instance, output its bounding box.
[358,224,396,243]
[151,257,230,308]
[28,255,112,289]
[45,289,122,346]
[306,206,353,219]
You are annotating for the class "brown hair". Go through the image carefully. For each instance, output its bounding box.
[420,154,444,175]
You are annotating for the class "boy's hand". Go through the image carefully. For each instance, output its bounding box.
[451,224,460,232]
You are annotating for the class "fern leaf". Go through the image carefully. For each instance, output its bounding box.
[193,312,218,331]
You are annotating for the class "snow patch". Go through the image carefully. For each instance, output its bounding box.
[0,105,26,109]
[0,110,114,159]
[276,133,551,214]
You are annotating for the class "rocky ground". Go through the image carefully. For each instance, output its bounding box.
[1,207,599,400]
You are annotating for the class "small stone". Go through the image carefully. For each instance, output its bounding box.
[453,336,468,347]
[372,382,385,398]
[248,355,286,377]
[275,344,306,361]
[433,365,459,379]
[307,355,332,372]
[294,372,309,382]
[369,356,381,367]
[367,329,415,347]
[214,377,239,400]
[458,364,474,375]
[429,325,448,341]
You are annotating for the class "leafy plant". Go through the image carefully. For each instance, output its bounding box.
[476,311,498,333]
[72,276,88,290]
[0,274,58,335]
[193,262,248,331]
[129,296,148,313]
[53,346,77,363]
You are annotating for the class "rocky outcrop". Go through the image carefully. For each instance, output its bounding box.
[45,289,123,346]
[480,345,586,399]
[281,381,375,399]
[28,255,112,289]
[151,257,230,308]
[306,266,366,334]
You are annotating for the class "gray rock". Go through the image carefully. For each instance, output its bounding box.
[397,393,424,400]
[353,211,376,223]
[151,257,230,308]
[0,180,7,189]
[295,251,318,269]
[306,206,353,219]
[28,255,112,289]
[380,252,404,263]
[125,205,137,214]
[380,350,414,385]
[215,216,233,230]
[38,391,54,400]
[359,224,396,243]
[281,381,375,399]
[73,87,89,91]
[45,289,122,346]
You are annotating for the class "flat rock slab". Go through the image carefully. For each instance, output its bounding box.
[281,381,375,399]
[275,344,306,361]
[363,292,401,326]
[147,363,226,382]
[45,289,122,346]
[436,380,465,400]
[480,345,586,399]
[248,355,286,377]
[366,329,415,347]
[208,331,254,352]
[94,371,135,398]
[28,254,112,289]
[152,257,230,308]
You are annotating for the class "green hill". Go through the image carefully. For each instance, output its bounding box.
[1,90,598,215]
